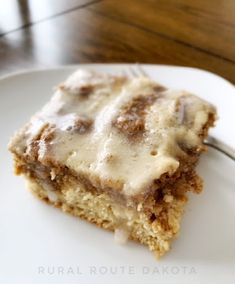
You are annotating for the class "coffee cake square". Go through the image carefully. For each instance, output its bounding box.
[9,69,216,257]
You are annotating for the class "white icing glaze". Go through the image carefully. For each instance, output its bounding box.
[46,190,58,203]
[11,69,216,197]
[114,227,130,245]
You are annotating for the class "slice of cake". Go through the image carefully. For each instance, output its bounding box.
[9,69,216,257]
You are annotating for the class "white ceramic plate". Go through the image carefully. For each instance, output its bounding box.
[0,64,235,284]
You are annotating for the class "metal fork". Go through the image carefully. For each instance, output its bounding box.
[127,65,235,161]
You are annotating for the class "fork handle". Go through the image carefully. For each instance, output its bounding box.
[204,136,235,161]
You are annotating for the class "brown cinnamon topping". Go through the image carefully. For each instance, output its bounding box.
[112,94,158,137]
[26,123,56,161]
[153,85,167,92]
[198,112,216,138]
[66,116,93,134]
[59,84,94,97]
[40,124,56,143]
[77,85,94,97]
[177,142,200,156]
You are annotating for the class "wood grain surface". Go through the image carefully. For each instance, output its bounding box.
[0,0,234,84]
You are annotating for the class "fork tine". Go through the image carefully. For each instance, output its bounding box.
[128,65,138,77]
[123,66,131,78]
[121,69,128,77]
[136,63,149,77]
[126,64,149,78]
[127,64,148,78]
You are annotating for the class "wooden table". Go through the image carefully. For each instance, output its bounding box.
[0,0,235,84]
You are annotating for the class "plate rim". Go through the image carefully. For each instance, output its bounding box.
[0,63,234,90]
[1,63,235,284]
